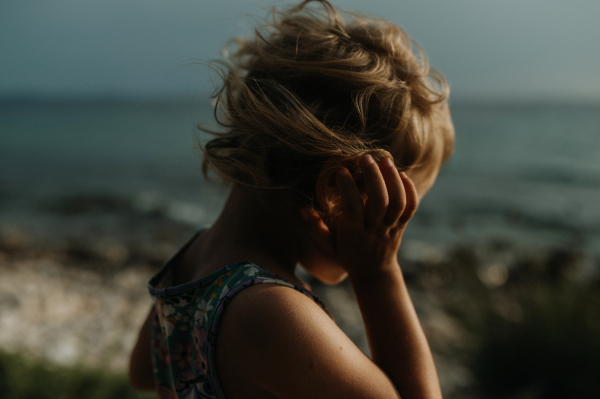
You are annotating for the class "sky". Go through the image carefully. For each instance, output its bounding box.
[1,0,599,102]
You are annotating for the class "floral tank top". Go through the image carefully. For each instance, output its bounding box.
[148,231,332,399]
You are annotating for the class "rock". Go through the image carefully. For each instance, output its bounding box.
[0,227,29,253]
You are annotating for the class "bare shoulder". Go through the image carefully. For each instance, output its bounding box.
[216,283,400,399]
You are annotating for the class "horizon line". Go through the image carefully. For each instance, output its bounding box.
[1,93,599,108]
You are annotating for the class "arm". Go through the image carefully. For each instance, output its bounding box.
[351,260,441,399]
[217,284,402,399]
[301,155,442,399]
[218,155,441,399]
[128,307,156,392]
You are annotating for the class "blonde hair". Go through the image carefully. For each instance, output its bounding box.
[200,0,454,215]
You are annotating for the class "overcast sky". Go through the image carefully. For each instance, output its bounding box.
[1,0,599,101]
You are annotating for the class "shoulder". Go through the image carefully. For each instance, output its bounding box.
[218,283,331,350]
[216,283,400,399]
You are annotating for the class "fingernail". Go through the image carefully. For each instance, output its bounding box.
[337,168,350,178]
[382,157,394,168]
[362,154,374,165]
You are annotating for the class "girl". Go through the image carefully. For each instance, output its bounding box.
[129,1,454,398]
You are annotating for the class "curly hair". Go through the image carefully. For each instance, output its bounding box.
[200,0,454,215]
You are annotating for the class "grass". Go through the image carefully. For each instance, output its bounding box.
[473,284,600,399]
[0,350,155,399]
[429,245,600,399]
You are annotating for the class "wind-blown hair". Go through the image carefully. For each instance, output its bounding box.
[200,0,454,215]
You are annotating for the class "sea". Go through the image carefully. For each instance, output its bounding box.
[1,98,600,254]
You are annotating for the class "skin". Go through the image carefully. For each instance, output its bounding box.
[129,155,442,399]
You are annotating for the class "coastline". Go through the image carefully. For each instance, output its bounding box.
[1,205,598,397]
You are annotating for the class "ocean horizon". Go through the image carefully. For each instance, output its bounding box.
[2,97,600,254]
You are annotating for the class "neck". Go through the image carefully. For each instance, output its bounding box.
[188,185,305,286]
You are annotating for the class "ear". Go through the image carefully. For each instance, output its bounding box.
[314,157,363,217]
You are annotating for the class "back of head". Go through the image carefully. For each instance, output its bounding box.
[201,0,454,215]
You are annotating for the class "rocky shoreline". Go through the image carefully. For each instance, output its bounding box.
[1,194,599,398]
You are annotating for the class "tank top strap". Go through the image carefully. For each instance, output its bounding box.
[204,263,332,399]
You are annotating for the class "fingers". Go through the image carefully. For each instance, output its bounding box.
[335,155,418,230]
[398,172,418,225]
[361,155,389,227]
[379,157,405,225]
[335,168,364,227]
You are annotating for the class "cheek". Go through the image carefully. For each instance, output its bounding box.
[413,181,430,201]
[406,167,440,201]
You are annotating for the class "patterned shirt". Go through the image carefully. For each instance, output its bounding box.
[148,233,332,399]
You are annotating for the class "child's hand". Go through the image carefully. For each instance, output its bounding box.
[301,154,418,280]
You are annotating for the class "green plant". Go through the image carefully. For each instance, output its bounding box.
[0,350,155,399]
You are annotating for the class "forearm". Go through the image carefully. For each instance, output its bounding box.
[350,265,442,399]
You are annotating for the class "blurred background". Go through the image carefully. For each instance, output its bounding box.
[1,0,599,398]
